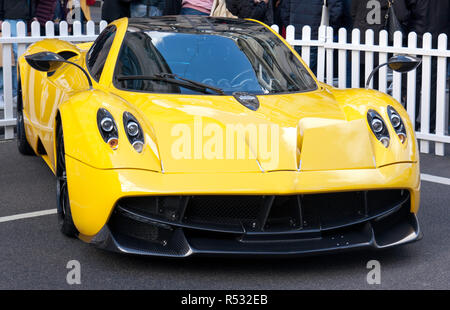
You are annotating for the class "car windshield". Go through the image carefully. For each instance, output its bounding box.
[114,27,317,95]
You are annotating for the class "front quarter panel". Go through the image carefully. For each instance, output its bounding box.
[58,90,162,172]
[330,87,419,168]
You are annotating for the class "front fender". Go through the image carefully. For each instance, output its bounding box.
[58,89,162,172]
[330,87,420,167]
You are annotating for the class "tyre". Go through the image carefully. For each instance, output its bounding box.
[16,76,35,155]
[56,123,79,238]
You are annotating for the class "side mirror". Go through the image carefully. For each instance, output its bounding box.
[387,55,422,73]
[25,51,93,88]
[25,51,66,72]
[366,54,422,89]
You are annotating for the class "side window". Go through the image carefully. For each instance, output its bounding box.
[87,26,116,82]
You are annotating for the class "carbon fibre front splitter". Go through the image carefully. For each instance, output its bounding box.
[88,209,422,258]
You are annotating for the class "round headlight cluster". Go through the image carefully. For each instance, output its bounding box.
[97,109,119,150]
[96,109,145,153]
[127,122,140,137]
[371,118,384,133]
[387,106,407,144]
[100,117,114,132]
[123,112,145,153]
[367,110,390,148]
[390,114,401,128]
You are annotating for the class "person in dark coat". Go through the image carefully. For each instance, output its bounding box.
[278,0,344,74]
[351,0,410,42]
[279,0,344,38]
[341,0,352,30]
[273,0,284,27]
[351,0,410,88]
[0,0,36,24]
[0,0,37,99]
[406,0,450,47]
[163,0,182,15]
[130,0,165,17]
[404,0,450,133]
[226,0,274,25]
[102,0,131,23]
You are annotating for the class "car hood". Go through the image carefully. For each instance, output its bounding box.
[113,87,381,173]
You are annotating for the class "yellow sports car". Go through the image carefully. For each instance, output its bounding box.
[17,16,421,257]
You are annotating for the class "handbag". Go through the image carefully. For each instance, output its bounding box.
[384,0,405,39]
[320,0,330,26]
[210,0,237,18]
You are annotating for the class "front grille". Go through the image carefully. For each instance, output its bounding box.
[184,196,263,226]
[109,212,160,242]
[113,190,410,234]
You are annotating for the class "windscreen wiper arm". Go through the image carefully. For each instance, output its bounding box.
[158,73,225,95]
[117,73,225,95]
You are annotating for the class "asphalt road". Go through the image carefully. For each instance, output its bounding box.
[0,139,449,290]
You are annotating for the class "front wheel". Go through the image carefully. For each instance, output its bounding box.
[56,123,79,238]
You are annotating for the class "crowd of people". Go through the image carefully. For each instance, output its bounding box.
[1,0,447,46]
[0,1,95,32]
[96,1,450,41]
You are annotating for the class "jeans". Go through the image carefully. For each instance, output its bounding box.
[131,4,163,17]
[0,19,24,99]
[180,7,209,15]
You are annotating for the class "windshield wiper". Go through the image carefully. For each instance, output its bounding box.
[117,73,225,95]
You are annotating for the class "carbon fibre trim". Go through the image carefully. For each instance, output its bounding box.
[89,193,421,257]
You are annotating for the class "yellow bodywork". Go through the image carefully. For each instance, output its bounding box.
[18,18,420,238]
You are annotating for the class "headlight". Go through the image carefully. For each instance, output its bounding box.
[127,121,140,137]
[371,118,384,133]
[97,108,119,150]
[387,106,407,144]
[367,109,390,148]
[123,112,144,153]
[390,114,401,128]
[100,117,114,132]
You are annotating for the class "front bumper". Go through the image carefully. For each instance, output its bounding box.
[66,156,421,257]
[90,200,421,257]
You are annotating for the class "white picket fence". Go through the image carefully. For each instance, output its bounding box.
[0,21,449,156]
[0,20,107,140]
[272,24,450,156]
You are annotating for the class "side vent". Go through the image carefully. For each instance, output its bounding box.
[36,138,47,155]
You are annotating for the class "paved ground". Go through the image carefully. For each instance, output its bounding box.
[0,139,449,290]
